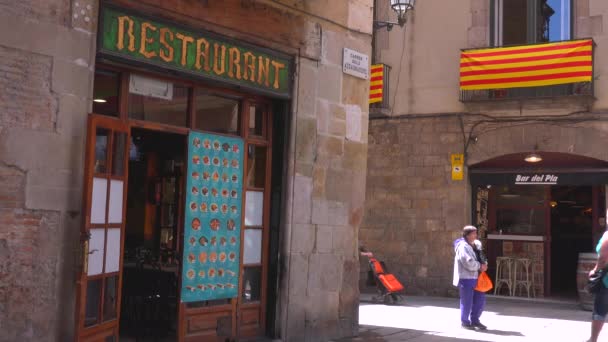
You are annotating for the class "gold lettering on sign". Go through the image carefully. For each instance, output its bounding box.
[139,22,157,59]
[213,43,227,75]
[257,56,270,87]
[271,60,286,89]
[109,10,288,91]
[117,16,136,52]
[159,27,174,62]
[243,52,256,82]
[195,38,211,72]
[228,47,242,80]
[175,33,194,67]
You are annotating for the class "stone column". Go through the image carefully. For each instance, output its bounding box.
[278,10,372,341]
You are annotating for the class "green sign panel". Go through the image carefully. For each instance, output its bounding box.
[99,7,291,97]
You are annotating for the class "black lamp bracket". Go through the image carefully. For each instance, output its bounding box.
[373,15,407,31]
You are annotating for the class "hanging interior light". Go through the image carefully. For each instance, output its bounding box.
[524,153,543,163]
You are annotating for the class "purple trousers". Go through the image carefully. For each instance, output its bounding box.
[459,278,486,325]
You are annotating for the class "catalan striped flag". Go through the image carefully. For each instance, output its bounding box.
[460,39,593,90]
[369,64,384,104]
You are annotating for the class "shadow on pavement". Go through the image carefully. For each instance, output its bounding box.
[476,329,524,337]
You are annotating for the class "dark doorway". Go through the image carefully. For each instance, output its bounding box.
[120,128,186,341]
[265,101,290,337]
[550,186,594,298]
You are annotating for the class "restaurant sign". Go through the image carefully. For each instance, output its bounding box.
[99,7,292,97]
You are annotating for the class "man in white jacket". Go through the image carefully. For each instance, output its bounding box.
[453,225,488,331]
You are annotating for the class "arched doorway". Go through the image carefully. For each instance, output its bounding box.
[469,152,608,298]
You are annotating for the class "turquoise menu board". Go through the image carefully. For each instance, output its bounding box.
[181,132,244,302]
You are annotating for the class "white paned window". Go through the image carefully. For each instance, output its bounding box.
[108,180,124,224]
[245,191,264,227]
[91,178,108,224]
[105,228,121,273]
[243,229,263,265]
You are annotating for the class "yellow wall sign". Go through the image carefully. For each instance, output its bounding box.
[451,154,464,181]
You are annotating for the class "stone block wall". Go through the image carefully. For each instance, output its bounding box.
[0,0,97,340]
[361,116,468,297]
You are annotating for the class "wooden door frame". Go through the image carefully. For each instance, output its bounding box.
[235,100,274,338]
[75,114,131,341]
[544,186,551,297]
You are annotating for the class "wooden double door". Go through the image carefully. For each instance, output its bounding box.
[75,110,274,341]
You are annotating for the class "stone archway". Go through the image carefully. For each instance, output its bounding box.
[470,152,608,171]
[465,122,608,167]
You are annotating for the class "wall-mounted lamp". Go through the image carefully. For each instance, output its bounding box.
[374,0,415,31]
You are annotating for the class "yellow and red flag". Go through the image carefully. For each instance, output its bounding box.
[369,64,384,104]
[460,39,593,90]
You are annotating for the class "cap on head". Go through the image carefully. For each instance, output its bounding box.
[462,225,477,238]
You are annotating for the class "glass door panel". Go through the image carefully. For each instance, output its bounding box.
[103,276,119,321]
[248,104,265,137]
[243,229,263,265]
[246,146,267,188]
[84,279,103,327]
[87,229,106,276]
[91,178,108,224]
[245,191,264,227]
[95,129,110,174]
[241,267,262,303]
[108,180,124,224]
[104,228,122,273]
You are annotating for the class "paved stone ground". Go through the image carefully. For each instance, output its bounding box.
[333,295,597,342]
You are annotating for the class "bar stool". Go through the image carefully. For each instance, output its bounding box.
[513,258,536,298]
[494,257,514,296]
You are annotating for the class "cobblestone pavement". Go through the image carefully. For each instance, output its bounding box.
[333,295,595,342]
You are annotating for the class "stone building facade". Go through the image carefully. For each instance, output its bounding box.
[362,0,608,297]
[0,0,372,341]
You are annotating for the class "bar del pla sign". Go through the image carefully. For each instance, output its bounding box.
[515,174,559,185]
[99,7,292,97]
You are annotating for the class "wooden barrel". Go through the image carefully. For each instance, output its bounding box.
[578,253,597,311]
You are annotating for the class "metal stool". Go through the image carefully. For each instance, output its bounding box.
[513,258,536,298]
[494,257,514,296]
